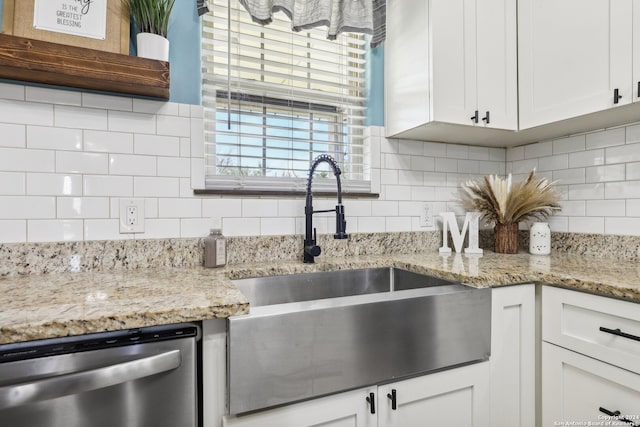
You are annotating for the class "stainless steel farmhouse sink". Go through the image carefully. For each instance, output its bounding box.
[227,267,491,414]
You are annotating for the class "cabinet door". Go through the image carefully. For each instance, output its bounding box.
[378,362,490,427]
[490,285,536,427]
[430,0,478,127]
[519,0,633,129]
[633,0,640,102]
[223,387,377,427]
[542,342,640,426]
[476,0,517,130]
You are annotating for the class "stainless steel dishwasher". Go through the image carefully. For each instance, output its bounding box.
[0,323,199,427]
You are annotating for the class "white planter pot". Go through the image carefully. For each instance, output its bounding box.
[137,33,169,61]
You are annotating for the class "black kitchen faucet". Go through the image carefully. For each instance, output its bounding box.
[303,154,348,263]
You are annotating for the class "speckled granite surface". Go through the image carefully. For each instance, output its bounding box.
[2,247,640,345]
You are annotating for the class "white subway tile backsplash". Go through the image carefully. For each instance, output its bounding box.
[488,148,506,162]
[0,220,26,242]
[553,135,586,154]
[157,115,191,137]
[84,175,133,197]
[625,122,640,144]
[380,169,398,185]
[180,218,211,238]
[180,138,191,158]
[536,154,568,172]
[56,152,108,174]
[380,138,399,154]
[506,146,524,162]
[84,130,134,153]
[0,196,54,219]
[0,123,26,148]
[159,198,202,218]
[585,164,625,183]
[374,201,399,217]
[424,141,447,158]
[384,153,411,170]
[0,172,25,195]
[223,218,261,236]
[57,197,109,218]
[553,168,585,185]
[410,156,435,171]
[548,216,569,232]
[260,217,295,235]
[190,158,205,189]
[55,105,108,130]
[133,99,180,116]
[242,199,278,217]
[82,93,132,111]
[179,104,191,117]
[410,186,436,201]
[26,87,81,106]
[586,200,625,217]
[27,219,83,242]
[626,162,640,180]
[27,126,83,151]
[606,142,640,164]
[84,219,131,241]
[625,199,640,216]
[27,173,82,196]
[0,99,53,125]
[558,200,586,216]
[134,177,179,197]
[423,172,448,187]
[139,219,181,239]
[605,217,640,236]
[277,199,304,217]
[434,158,458,173]
[357,216,385,232]
[108,110,156,134]
[457,160,479,174]
[385,216,412,232]
[0,83,25,101]
[569,149,605,168]
[509,158,538,174]
[586,128,625,149]
[381,185,412,201]
[398,170,423,186]
[446,144,468,159]
[346,200,373,217]
[568,217,604,234]
[109,154,156,176]
[157,157,190,177]
[468,146,489,161]
[605,181,640,199]
[524,141,553,159]
[0,148,54,173]
[399,140,424,156]
[568,183,604,200]
[203,198,242,219]
[134,134,180,157]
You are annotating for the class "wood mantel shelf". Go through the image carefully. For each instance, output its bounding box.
[0,34,170,99]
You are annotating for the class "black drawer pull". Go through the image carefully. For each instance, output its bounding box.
[599,407,639,426]
[637,81,640,98]
[614,88,623,104]
[470,110,479,124]
[599,326,640,342]
[387,389,397,410]
[366,392,375,414]
[482,111,490,124]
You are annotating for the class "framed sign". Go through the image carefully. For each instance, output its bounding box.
[33,0,108,40]
[1,0,129,54]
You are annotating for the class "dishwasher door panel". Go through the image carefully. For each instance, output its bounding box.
[0,337,197,427]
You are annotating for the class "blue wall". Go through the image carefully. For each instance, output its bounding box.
[366,45,384,127]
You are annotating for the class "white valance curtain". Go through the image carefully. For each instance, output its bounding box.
[197,0,385,45]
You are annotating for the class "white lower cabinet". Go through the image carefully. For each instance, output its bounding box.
[223,362,490,427]
[542,342,640,426]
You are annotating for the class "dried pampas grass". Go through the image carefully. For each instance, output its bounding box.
[460,170,562,225]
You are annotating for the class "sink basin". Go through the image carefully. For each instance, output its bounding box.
[227,267,491,414]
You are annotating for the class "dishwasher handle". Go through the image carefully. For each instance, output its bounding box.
[0,349,181,410]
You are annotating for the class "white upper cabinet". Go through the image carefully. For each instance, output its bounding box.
[385,0,517,145]
[518,0,634,129]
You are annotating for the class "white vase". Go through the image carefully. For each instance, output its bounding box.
[137,33,170,61]
[529,222,551,255]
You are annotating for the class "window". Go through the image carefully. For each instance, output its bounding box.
[201,0,369,192]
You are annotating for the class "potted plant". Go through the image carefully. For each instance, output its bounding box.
[123,0,176,61]
[460,170,561,254]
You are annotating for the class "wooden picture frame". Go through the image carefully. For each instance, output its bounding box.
[1,0,130,55]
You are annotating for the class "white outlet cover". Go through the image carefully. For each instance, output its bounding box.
[119,198,145,233]
[419,202,434,228]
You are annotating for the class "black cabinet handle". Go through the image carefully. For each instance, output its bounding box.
[599,407,639,426]
[614,88,623,104]
[366,392,375,414]
[482,111,490,124]
[637,81,640,98]
[599,326,640,342]
[470,110,479,124]
[387,389,397,410]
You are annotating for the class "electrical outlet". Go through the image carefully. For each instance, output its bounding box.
[119,198,145,233]
[419,202,434,228]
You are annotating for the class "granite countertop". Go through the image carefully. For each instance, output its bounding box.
[2,250,640,345]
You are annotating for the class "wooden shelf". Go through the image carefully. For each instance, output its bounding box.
[0,34,170,99]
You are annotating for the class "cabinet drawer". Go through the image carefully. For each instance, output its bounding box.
[542,286,640,374]
[542,342,640,427]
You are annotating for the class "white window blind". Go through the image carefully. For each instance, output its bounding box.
[201,0,369,193]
